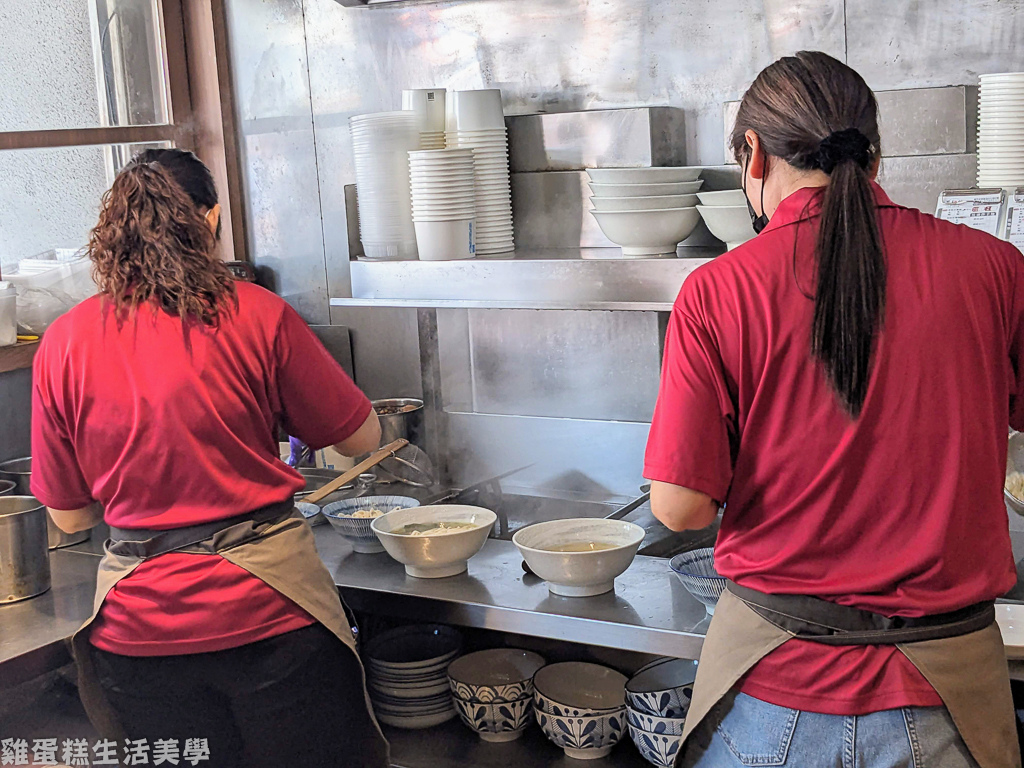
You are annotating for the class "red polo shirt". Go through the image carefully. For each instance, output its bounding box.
[645,183,1021,713]
[31,282,372,656]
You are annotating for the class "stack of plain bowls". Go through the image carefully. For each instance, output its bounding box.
[403,89,446,150]
[409,149,477,261]
[365,624,462,729]
[445,89,514,256]
[588,168,704,257]
[626,658,696,767]
[977,73,1024,188]
[447,648,546,743]
[533,662,629,760]
[351,111,420,260]
[695,189,757,250]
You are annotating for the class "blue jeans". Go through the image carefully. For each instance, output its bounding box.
[683,693,978,768]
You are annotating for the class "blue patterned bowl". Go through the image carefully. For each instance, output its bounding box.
[535,707,627,759]
[447,648,546,703]
[625,658,697,718]
[322,496,419,553]
[453,696,533,742]
[626,708,686,736]
[295,501,325,527]
[629,723,682,768]
[670,548,726,614]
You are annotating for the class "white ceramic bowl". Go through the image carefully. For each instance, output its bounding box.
[696,204,757,249]
[587,167,703,184]
[590,207,702,257]
[590,194,698,211]
[589,179,704,197]
[364,623,462,667]
[513,519,645,597]
[447,649,547,703]
[696,189,748,206]
[448,89,505,131]
[371,505,496,578]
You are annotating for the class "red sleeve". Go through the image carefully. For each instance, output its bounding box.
[1009,243,1024,431]
[30,336,94,510]
[644,291,736,502]
[273,303,373,451]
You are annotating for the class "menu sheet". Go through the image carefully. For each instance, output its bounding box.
[936,189,1006,237]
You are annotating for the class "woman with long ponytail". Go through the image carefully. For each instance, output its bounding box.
[645,52,1022,766]
[31,149,389,767]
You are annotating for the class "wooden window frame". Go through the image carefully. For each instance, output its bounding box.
[0,0,247,263]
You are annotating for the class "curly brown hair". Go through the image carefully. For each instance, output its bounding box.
[88,150,236,326]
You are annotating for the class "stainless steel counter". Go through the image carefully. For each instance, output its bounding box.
[316,526,712,660]
[0,548,98,688]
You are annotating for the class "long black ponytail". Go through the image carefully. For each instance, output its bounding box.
[731,51,884,417]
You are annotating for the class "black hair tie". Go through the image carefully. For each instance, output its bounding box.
[815,128,872,174]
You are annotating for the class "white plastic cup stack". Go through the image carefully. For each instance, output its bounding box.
[977,73,1024,188]
[445,89,514,257]
[402,89,446,150]
[350,111,421,260]
[409,149,477,261]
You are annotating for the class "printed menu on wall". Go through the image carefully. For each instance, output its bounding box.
[936,189,1006,237]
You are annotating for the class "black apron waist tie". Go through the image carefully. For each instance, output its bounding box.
[106,499,297,560]
[726,581,996,645]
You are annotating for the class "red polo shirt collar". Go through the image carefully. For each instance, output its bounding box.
[760,181,903,236]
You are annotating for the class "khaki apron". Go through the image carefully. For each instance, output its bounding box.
[70,505,389,766]
[677,589,1020,768]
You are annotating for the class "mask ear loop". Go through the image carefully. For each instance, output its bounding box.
[742,147,770,235]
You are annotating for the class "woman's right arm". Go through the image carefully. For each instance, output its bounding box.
[333,409,381,457]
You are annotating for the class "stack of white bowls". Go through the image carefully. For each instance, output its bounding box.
[695,189,757,250]
[445,89,514,256]
[977,73,1024,188]
[365,624,462,730]
[588,168,704,257]
[402,89,446,150]
[351,111,421,260]
[409,149,477,261]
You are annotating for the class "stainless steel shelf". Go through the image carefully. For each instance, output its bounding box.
[332,248,720,311]
[387,717,650,768]
[318,528,711,660]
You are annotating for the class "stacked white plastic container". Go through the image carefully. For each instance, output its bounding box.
[350,111,421,260]
[409,149,477,261]
[445,89,514,257]
[977,73,1024,188]
[403,89,446,150]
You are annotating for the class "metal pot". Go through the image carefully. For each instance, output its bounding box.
[0,496,51,603]
[0,457,91,550]
[371,398,424,448]
[0,480,15,496]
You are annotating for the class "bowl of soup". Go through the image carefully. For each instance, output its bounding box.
[371,505,497,578]
[512,518,646,597]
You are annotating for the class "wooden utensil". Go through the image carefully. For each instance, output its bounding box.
[304,439,408,505]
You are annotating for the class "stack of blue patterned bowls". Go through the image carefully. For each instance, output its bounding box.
[625,658,697,767]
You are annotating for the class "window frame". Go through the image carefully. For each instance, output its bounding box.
[0,0,246,263]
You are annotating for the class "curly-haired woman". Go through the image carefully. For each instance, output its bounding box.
[30,148,389,768]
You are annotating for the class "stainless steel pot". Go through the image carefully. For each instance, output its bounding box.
[371,398,424,448]
[0,457,91,549]
[0,496,51,603]
[0,480,14,496]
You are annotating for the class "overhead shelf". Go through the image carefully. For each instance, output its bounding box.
[331,247,720,311]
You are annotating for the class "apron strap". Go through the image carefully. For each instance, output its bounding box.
[726,581,995,645]
[106,499,296,560]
